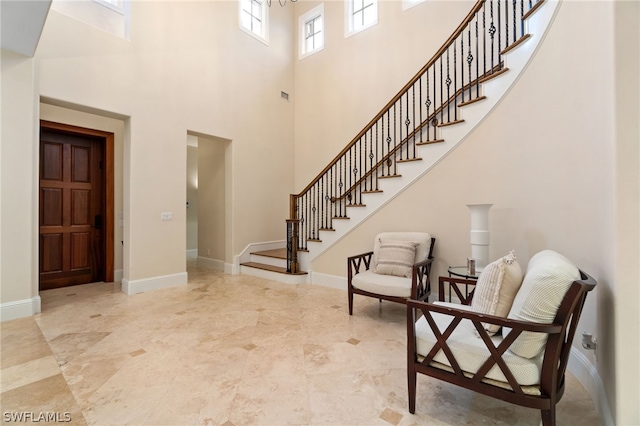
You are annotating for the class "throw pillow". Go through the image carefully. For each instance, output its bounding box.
[471,250,523,335]
[373,239,417,278]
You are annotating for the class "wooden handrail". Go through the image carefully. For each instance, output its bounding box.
[291,1,486,204]
[329,63,504,202]
[288,0,544,254]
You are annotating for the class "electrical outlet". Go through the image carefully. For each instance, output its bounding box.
[160,212,173,221]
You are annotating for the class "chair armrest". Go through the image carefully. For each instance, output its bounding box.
[413,256,434,268]
[347,251,374,284]
[410,256,435,301]
[439,276,478,305]
[407,299,563,394]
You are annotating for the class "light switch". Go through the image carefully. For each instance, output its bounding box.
[161,212,173,221]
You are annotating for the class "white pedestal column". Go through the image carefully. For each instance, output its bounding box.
[467,203,492,270]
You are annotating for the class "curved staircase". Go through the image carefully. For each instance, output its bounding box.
[241,0,560,285]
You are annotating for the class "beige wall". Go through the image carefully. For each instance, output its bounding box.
[0,51,39,306]
[300,1,636,424]
[613,1,640,424]
[1,0,638,423]
[293,0,475,188]
[31,0,295,282]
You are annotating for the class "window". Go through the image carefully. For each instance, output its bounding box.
[239,0,269,45]
[52,0,130,39]
[299,4,324,59]
[402,0,427,11]
[93,0,124,13]
[345,0,378,37]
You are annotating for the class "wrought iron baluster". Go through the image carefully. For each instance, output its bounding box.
[498,0,502,66]
[425,74,431,141]
[419,76,423,144]
[329,166,334,227]
[399,96,404,161]
[405,92,411,159]
[512,0,518,43]
[460,34,465,104]
[374,122,378,190]
[468,22,474,101]
[412,84,416,158]
[393,103,397,175]
[489,0,496,74]
[520,0,525,37]
[439,56,444,126]
[453,40,458,121]
[446,49,451,123]
[482,2,486,78]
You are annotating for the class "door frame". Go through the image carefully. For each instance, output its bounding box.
[39,120,115,283]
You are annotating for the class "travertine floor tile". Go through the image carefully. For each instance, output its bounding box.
[0,263,602,426]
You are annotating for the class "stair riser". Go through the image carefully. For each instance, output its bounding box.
[249,254,287,268]
[240,265,308,284]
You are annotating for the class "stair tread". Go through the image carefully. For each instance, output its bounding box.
[251,248,288,259]
[241,262,308,275]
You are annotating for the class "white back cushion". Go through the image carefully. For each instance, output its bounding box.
[504,250,580,358]
[372,232,431,268]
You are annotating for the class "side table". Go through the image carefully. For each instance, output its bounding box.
[447,266,481,280]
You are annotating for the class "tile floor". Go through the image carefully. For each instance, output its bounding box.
[1,263,601,425]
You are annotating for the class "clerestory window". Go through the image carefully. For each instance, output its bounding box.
[402,0,428,12]
[299,4,324,59]
[239,0,269,45]
[345,0,378,38]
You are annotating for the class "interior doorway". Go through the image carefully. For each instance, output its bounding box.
[186,132,230,271]
[186,135,199,261]
[39,121,114,290]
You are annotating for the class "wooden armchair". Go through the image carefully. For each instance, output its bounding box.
[347,232,435,315]
[406,250,597,426]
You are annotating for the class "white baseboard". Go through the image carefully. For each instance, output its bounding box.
[186,249,198,259]
[568,347,614,426]
[0,296,41,322]
[238,240,286,265]
[197,256,226,271]
[309,272,346,291]
[121,272,188,295]
[114,269,123,283]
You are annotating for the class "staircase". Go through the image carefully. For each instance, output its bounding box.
[241,0,560,284]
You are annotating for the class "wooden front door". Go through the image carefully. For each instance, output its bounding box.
[39,128,106,290]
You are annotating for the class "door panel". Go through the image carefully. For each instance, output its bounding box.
[39,129,105,290]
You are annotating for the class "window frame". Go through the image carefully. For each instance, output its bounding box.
[402,0,428,12]
[299,4,325,59]
[92,0,124,14]
[345,0,378,38]
[239,0,270,46]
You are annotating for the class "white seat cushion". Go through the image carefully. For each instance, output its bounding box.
[351,269,413,298]
[415,301,543,386]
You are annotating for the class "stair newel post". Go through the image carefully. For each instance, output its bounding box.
[287,194,300,274]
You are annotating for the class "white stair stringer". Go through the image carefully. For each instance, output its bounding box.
[297,0,560,275]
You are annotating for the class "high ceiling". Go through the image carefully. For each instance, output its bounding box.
[1,0,51,57]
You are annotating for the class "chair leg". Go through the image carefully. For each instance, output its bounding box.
[348,287,353,315]
[408,366,417,414]
[541,406,556,426]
